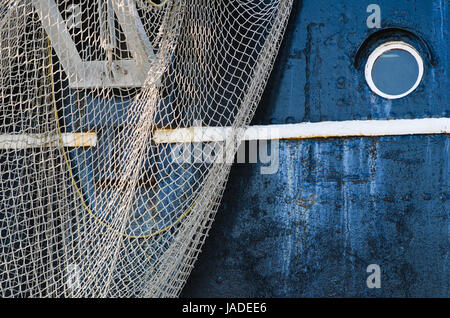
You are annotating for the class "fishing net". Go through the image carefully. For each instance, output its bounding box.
[0,0,292,297]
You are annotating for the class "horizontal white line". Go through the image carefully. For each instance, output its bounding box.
[0,133,97,149]
[153,118,450,144]
[2,118,446,149]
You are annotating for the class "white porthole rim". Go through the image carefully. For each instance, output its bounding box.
[364,41,424,99]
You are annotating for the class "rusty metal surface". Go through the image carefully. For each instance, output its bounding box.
[183,136,448,297]
[182,0,448,297]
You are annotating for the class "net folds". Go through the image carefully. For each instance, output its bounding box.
[0,0,292,297]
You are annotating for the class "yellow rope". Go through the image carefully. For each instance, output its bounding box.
[145,0,170,8]
[47,39,193,239]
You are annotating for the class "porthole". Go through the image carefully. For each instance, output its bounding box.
[365,41,424,99]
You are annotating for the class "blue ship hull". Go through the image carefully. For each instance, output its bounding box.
[2,0,445,298]
[182,0,449,297]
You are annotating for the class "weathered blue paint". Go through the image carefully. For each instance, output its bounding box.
[181,0,449,297]
[182,136,448,297]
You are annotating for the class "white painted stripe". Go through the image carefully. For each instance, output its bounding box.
[0,133,97,149]
[153,118,450,144]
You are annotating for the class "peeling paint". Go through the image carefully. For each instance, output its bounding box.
[182,0,449,298]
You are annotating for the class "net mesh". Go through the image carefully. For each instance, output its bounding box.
[0,0,292,297]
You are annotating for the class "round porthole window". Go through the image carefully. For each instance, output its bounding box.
[365,41,424,99]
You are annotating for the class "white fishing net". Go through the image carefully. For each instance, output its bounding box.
[0,0,292,297]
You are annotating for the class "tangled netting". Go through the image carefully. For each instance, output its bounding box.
[0,0,292,297]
